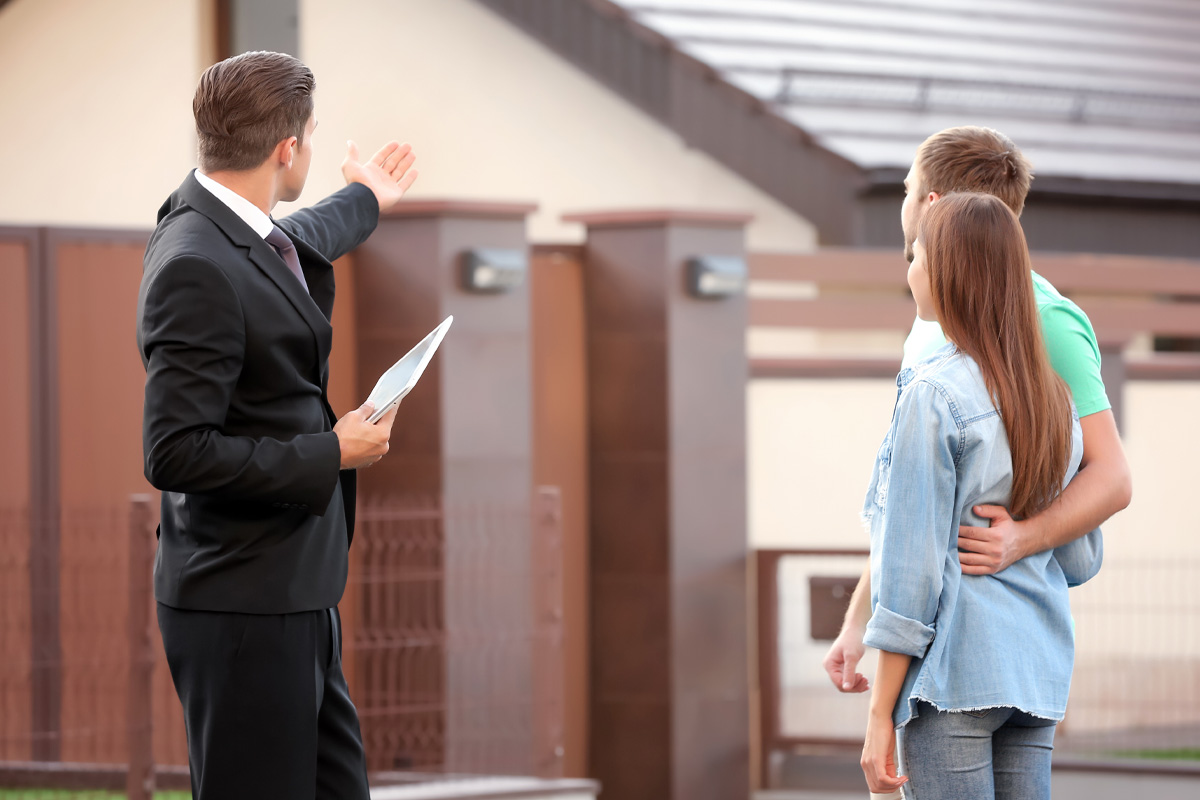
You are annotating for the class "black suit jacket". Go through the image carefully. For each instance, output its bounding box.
[138,171,379,613]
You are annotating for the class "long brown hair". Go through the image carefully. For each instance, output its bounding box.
[919,192,1073,519]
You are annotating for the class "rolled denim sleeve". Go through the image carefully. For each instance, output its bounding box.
[863,380,959,658]
[1053,528,1104,588]
[865,606,935,655]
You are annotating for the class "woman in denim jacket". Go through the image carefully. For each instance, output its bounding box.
[859,193,1103,800]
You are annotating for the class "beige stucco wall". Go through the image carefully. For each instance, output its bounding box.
[0,0,212,228]
[748,378,894,549]
[1070,380,1200,660]
[748,375,1194,556]
[290,0,816,250]
[0,0,816,247]
[752,376,1200,736]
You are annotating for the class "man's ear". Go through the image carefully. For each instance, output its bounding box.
[927,191,941,205]
[273,136,298,169]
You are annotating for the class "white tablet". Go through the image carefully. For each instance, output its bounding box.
[364,315,454,424]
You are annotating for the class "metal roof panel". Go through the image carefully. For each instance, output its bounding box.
[611,0,1200,183]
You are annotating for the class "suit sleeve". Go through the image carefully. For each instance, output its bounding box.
[276,183,379,262]
[141,255,342,510]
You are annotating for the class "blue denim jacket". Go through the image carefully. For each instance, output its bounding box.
[861,344,1103,728]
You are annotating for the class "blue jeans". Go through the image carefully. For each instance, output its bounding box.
[898,702,1056,800]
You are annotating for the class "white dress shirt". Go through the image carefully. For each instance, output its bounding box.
[193,169,274,240]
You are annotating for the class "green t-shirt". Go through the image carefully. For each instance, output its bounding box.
[901,271,1111,418]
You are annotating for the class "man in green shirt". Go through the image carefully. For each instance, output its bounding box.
[824,126,1132,693]
[904,274,1110,418]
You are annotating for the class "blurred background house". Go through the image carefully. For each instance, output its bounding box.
[1,1,1199,799]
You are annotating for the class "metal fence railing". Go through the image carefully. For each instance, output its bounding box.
[1059,557,1200,761]
[0,489,564,797]
[756,548,1200,786]
[352,489,565,783]
[0,496,180,798]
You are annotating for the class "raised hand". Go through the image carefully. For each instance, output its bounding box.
[341,140,418,212]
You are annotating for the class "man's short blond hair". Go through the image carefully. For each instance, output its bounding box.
[915,126,1033,216]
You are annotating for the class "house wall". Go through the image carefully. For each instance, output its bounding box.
[0,0,818,251]
[292,0,817,251]
[0,0,214,227]
[749,376,1200,737]
[861,189,1200,258]
[747,377,1196,556]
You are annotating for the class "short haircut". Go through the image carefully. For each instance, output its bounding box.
[193,51,315,173]
[915,127,1033,216]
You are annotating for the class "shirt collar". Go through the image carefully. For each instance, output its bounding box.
[897,341,958,388]
[193,169,275,240]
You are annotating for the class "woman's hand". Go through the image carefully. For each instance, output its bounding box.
[861,711,907,795]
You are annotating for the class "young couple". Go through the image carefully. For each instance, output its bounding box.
[824,127,1133,799]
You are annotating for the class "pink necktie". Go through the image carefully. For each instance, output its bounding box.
[265,225,310,295]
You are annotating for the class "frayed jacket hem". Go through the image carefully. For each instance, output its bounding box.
[895,696,1064,729]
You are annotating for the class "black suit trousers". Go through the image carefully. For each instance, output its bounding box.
[157,603,369,800]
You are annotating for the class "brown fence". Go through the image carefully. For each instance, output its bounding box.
[747,249,1200,428]
[755,548,1200,786]
[0,496,183,797]
[0,490,564,797]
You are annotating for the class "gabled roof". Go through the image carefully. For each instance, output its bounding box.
[479,0,1200,245]
[609,0,1200,186]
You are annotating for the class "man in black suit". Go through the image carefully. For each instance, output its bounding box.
[137,51,418,800]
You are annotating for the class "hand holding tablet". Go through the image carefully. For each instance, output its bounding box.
[364,316,453,424]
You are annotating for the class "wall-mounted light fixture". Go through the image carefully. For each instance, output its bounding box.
[686,255,747,299]
[460,248,527,293]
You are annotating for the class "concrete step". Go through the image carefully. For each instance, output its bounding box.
[370,775,599,800]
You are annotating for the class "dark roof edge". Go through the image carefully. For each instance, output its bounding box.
[580,1,859,164]
[474,0,869,245]
[865,167,1200,204]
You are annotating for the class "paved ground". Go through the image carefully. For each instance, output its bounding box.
[1056,722,1200,757]
[768,747,1200,800]
[1051,769,1200,800]
[757,770,1200,800]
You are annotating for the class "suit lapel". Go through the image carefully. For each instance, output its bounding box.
[245,235,332,340]
[177,173,334,375]
[292,237,336,322]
